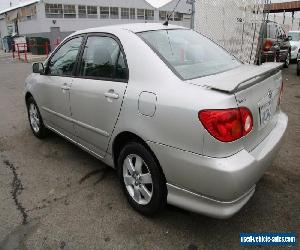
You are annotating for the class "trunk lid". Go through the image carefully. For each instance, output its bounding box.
[188,62,283,152]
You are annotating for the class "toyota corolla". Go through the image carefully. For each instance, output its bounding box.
[24,24,288,218]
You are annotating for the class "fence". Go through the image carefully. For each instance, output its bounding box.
[194,0,265,64]
[12,39,61,63]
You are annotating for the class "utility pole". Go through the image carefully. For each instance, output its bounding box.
[187,0,195,29]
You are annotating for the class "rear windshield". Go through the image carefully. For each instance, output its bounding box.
[138,29,241,80]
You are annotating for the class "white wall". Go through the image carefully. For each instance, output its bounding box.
[16,0,190,36]
[0,18,8,37]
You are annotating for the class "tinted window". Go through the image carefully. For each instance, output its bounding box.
[47,37,83,76]
[139,29,241,80]
[79,36,127,80]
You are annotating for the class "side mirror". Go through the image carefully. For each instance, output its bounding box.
[32,62,44,74]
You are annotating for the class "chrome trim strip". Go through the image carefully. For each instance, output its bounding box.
[45,124,103,159]
[42,107,109,137]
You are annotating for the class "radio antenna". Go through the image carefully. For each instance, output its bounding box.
[163,0,182,26]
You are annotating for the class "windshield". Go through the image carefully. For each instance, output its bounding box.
[138,29,241,80]
[288,32,300,41]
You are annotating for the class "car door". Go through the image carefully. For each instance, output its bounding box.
[70,34,128,157]
[37,35,84,140]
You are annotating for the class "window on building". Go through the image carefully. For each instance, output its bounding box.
[45,4,63,18]
[110,7,119,19]
[79,36,127,80]
[78,5,87,18]
[100,7,109,19]
[145,9,154,20]
[87,6,97,18]
[47,37,83,76]
[159,11,167,21]
[19,5,37,21]
[121,8,129,19]
[174,12,183,21]
[167,11,174,21]
[130,8,135,19]
[137,9,145,20]
[63,5,76,18]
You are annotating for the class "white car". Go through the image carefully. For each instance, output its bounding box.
[288,31,300,61]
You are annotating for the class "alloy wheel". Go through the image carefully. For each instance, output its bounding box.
[29,103,40,133]
[123,154,153,205]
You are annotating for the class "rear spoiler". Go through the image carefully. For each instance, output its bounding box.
[231,63,283,94]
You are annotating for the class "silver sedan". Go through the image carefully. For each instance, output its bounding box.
[25,23,288,218]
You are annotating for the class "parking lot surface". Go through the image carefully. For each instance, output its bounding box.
[0,53,299,249]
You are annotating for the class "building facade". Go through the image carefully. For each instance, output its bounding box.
[0,0,191,49]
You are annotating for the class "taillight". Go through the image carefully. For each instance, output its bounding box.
[263,39,273,51]
[198,107,253,142]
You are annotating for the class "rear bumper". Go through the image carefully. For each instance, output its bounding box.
[167,183,255,219]
[261,50,288,63]
[148,111,288,218]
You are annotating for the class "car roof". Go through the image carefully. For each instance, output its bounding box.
[72,23,188,36]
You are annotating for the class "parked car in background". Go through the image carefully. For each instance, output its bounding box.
[258,21,291,67]
[25,24,288,218]
[288,30,300,61]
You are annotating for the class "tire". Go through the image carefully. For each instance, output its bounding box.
[284,52,290,68]
[26,96,48,138]
[297,61,300,76]
[117,142,167,216]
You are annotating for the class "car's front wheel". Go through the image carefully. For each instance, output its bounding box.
[118,142,167,216]
[297,60,300,76]
[26,96,48,138]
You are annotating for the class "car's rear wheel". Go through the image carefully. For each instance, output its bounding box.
[297,60,300,76]
[117,142,167,215]
[284,52,290,68]
[26,96,48,138]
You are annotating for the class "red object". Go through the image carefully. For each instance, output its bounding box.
[198,107,253,142]
[45,42,49,56]
[17,44,20,60]
[24,44,28,62]
[263,39,273,51]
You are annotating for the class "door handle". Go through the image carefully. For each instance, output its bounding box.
[104,90,119,100]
